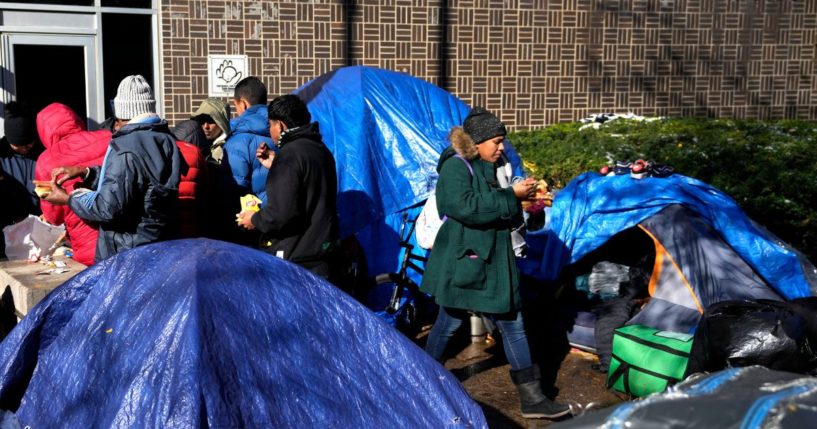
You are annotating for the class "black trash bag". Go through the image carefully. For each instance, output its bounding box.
[688,299,817,375]
[789,297,817,347]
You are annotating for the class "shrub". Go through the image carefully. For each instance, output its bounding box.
[510,117,817,262]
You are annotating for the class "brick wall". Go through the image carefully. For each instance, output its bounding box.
[160,0,817,130]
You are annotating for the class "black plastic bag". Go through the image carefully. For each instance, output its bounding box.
[688,299,817,375]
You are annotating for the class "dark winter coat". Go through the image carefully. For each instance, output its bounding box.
[0,136,40,258]
[69,119,182,262]
[0,136,41,213]
[251,122,339,270]
[172,119,210,156]
[419,128,522,314]
[224,105,273,205]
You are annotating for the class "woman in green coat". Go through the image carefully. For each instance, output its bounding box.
[420,107,570,420]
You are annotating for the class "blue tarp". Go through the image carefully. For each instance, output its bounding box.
[521,173,815,300]
[295,66,524,280]
[0,239,487,428]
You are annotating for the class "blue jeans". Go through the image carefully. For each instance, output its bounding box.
[425,306,533,371]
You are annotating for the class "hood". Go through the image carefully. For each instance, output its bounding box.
[114,120,181,188]
[230,104,270,137]
[436,126,478,173]
[192,98,231,138]
[36,103,86,149]
[172,119,210,154]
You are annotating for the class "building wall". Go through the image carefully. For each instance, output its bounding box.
[160,0,817,130]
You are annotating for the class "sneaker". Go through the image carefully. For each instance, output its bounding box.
[630,159,649,179]
[649,163,675,178]
[613,160,630,175]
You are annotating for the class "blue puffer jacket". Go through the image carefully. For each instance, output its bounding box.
[69,120,182,262]
[224,105,273,205]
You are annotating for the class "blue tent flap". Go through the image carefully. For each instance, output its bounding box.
[295,66,471,238]
[295,66,524,296]
[523,173,815,300]
[0,239,487,428]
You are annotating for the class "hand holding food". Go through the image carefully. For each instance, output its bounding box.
[39,180,71,205]
[512,177,537,199]
[236,194,262,229]
[256,142,275,169]
[521,179,554,214]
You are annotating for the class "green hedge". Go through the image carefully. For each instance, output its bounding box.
[509,117,817,263]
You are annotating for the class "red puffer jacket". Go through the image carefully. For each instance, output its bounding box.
[176,141,207,237]
[35,103,111,266]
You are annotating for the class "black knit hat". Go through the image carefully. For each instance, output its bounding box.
[463,107,506,144]
[3,115,35,146]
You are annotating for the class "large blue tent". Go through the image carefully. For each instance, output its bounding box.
[521,173,816,300]
[0,239,487,428]
[294,66,523,281]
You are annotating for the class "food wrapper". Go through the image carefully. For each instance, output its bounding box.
[522,179,553,214]
[240,194,262,212]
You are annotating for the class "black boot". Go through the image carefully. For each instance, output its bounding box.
[509,365,571,419]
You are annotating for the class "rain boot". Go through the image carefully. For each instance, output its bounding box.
[509,365,571,419]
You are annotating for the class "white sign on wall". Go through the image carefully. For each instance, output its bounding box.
[208,55,248,97]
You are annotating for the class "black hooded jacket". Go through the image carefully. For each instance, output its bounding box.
[251,122,338,267]
[69,120,182,262]
[0,136,41,218]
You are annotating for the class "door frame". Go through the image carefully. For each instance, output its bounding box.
[1,32,103,128]
[0,2,161,131]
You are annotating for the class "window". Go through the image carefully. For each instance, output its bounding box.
[14,44,88,120]
[101,13,154,118]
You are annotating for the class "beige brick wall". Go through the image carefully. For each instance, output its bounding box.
[160,0,817,130]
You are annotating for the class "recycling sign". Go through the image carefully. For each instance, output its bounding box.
[207,55,248,97]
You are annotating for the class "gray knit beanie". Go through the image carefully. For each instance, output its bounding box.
[113,75,156,120]
[463,106,506,144]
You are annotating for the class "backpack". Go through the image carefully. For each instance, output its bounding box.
[415,155,473,250]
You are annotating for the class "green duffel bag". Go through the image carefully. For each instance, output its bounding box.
[607,324,694,397]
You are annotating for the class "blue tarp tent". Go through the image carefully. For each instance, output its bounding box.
[522,173,816,301]
[0,239,487,428]
[294,66,524,283]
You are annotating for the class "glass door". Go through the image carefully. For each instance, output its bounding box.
[1,33,102,130]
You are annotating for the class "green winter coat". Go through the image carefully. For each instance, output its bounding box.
[419,129,522,314]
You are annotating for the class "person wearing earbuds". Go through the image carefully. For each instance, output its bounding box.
[236,94,339,279]
[420,107,571,420]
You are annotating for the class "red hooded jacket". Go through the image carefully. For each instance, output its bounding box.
[35,103,111,266]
